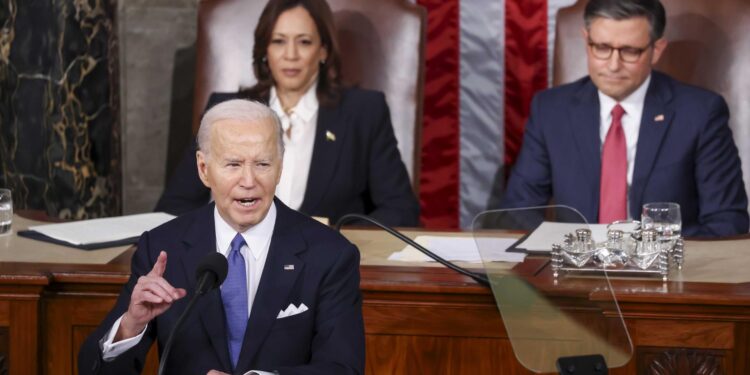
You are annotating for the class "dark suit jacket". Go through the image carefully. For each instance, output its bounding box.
[155,88,419,227]
[501,71,749,237]
[78,200,365,374]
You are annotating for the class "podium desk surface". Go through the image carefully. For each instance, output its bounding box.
[1,217,749,293]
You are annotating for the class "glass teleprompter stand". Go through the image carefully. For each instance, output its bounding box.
[473,206,633,374]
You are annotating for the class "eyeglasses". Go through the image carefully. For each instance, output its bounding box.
[587,39,652,63]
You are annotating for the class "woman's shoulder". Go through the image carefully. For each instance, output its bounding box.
[339,86,386,104]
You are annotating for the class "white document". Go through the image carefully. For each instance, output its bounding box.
[388,236,525,263]
[28,212,175,245]
[515,221,637,252]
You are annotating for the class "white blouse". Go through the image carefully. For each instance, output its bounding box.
[269,83,319,210]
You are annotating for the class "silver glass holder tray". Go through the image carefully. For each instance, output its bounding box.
[550,228,684,282]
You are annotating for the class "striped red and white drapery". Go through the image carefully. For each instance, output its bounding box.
[416,0,576,228]
[416,0,461,229]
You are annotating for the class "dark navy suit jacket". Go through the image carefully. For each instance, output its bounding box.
[155,88,419,227]
[78,200,365,374]
[501,71,748,237]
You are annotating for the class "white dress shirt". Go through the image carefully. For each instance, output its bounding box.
[270,84,319,210]
[597,75,651,219]
[100,204,277,375]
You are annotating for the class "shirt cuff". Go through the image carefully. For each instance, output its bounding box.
[100,315,148,361]
[244,371,277,375]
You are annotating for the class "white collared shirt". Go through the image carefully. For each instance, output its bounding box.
[270,83,319,210]
[100,203,277,367]
[597,74,651,218]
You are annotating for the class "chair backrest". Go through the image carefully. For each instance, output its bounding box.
[553,0,750,211]
[192,0,426,182]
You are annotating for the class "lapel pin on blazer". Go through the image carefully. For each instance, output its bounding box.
[325,130,336,142]
[654,114,665,122]
[284,264,295,271]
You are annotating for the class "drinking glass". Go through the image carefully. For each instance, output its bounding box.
[0,189,11,235]
[641,202,681,249]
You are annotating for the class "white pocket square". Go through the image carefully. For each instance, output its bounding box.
[277,303,308,319]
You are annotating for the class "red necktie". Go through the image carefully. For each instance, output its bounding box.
[599,104,627,223]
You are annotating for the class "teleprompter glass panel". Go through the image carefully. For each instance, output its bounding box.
[472,206,633,373]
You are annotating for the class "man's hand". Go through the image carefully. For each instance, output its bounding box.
[206,371,229,375]
[115,251,187,341]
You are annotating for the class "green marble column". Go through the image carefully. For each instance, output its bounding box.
[0,0,121,219]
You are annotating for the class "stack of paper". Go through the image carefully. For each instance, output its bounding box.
[19,212,175,250]
[515,221,638,252]
[388,235,525,263]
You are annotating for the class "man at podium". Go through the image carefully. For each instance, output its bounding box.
[78,99,364,374]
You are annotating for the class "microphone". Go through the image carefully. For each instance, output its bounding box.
[195,252,229,295]
[158,252,228,375]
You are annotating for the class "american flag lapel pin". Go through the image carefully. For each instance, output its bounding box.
[326,130,336,142]
[654,114,665,122]
[284,264,295,271]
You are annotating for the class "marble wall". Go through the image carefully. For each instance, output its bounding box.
[0,0,201,217]
[0,0,121,219]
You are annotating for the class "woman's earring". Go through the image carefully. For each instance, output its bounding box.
[262,56,268,63]
[320,59,326,65]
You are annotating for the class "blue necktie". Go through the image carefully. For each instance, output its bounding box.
[221,233,248,368]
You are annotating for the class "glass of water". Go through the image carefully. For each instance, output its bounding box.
[0,189,11,235]
[641,202,681,248]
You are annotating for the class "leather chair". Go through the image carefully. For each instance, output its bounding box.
[192,0,426,183]
[553,0,750,214]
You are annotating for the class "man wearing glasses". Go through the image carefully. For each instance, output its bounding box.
[500,0,748,236]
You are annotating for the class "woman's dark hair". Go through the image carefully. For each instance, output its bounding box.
[241,0,342,107]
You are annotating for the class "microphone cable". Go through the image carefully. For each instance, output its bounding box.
[335,214,489,286]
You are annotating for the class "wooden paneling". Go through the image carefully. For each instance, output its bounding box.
[44,295,117,374]
[365,335,533,374]
[43,288,160,373]
[633,320,734,349]
[364,300,505,338]
[732,323,750,373]
[0,327,8,375]
[9,301,38,375]
[357,259,750,373]
[0,303,8,326]
[0,236,748,373]
[0,279,44,375]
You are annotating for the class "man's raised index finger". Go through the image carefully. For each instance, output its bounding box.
[149,251,168,277]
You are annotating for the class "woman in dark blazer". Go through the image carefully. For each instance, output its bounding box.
[156,0,419,227]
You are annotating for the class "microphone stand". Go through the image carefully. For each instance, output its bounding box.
[556,354,608,374]
[157,272,213,375]
[334,214,489,286]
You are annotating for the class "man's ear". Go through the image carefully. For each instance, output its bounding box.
[651,37,668,65]
[275,158,283,187]
[196,151,211,188]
